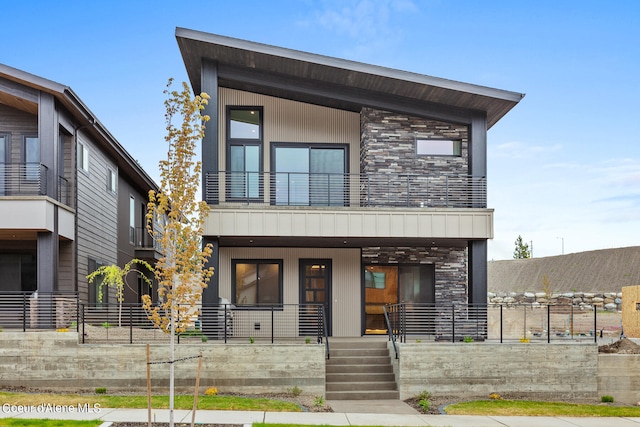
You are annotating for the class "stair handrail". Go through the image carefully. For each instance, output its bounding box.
[322,305,330,359]
[383,304,398,359]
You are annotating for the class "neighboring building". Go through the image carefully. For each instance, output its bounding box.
[176,28,524,337]
[0,64,158,306]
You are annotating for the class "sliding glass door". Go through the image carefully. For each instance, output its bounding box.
[272,144,347,206]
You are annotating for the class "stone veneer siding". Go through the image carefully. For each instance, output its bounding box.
[360,107,468,176]
[362,246,468,305]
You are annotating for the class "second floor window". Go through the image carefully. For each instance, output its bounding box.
[107,169,117,193]
[23,136,39,180]
[78,141,89,172]
[226,107,263,200]
[129,196,135,244]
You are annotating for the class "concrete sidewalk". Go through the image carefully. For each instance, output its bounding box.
[2,407,640,426]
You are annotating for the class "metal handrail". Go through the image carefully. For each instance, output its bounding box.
[383,305,398,359]
[205,170,486,208]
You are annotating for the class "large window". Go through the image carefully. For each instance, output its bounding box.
[23,136,39,180]
[227,107,263,200]
[88,258,108,307]
[232,260,282,306]
[271,143,347,206]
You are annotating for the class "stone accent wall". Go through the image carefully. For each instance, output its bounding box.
[362,246,468,305]
[360,107,468,176]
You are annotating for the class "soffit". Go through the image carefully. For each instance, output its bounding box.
[176,28,525,128]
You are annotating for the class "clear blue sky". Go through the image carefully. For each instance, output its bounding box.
[3,0,639,260]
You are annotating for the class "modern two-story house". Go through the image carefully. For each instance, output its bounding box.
[176,28,524,338]
[0,65,158,313]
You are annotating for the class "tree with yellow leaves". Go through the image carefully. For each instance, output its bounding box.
[142,79,213,427]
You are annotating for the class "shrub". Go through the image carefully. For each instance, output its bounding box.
[101,322,112,329]
[287,386,302,397]
[201,335,208,343]
[305,337,311,344]
[313,396,325,408]
[489,393,503,400]
[601,395,614,403]
[463,336,474,343]
[416,390,432,401]
[95,387,107,394]
[418,399,430,411]
[205,387,218,396]
[248,336,255,344]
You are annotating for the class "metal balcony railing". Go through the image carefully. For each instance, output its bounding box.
[134,227,161,252]
[205,171,487,208]
[0,162,47,197]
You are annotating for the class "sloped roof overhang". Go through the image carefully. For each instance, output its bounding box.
[0,64,157,193]
[176,27,524,128]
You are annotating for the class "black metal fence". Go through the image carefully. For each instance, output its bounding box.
[0,291,78,330]
[385,303,614,344]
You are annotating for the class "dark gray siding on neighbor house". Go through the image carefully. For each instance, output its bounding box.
[75,131,118,303]
[116,174,151,303]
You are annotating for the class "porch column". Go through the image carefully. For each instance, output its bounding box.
[469,112,487,208]
[201,237,220,338]
[201,58,218,203]
[468,240,487,305]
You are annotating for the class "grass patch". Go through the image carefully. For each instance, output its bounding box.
[0,391,301,412]
[445,399,640,417]
[0,420,101,427]
[254,425,390,427]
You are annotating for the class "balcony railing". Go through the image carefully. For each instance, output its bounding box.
[134,227,161,252]
[0,162,47,197]
[205,171,487,208]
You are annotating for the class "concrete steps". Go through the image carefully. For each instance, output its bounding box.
[325,340,398,400]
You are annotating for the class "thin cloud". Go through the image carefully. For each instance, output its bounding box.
[491,141,562,159]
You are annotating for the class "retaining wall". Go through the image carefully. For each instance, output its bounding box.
[390,341,599,401]
[0,332,325,395]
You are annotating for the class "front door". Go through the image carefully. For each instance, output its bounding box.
[299,259,332,337]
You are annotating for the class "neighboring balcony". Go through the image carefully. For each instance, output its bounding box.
[203,171,493,243]
[205,171,487,209]
[0,162,70,206]
[133,226,162,261]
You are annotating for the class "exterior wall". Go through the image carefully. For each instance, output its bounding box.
[360,107,468,177]
[0,103,38,163]
[622,286,640,338]
[0,332,325,395]
[363,246,468,305]
[116,174,153,303]
[217,88,360,203]
[219,247,361,337]
[75,130,118,303]
[391,341,598,400]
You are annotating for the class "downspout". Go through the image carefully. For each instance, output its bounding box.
[72,118,95,297]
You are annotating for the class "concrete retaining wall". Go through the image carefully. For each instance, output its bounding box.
[0,332,325,395]
[390,342,599,401]
[598,354,640,404]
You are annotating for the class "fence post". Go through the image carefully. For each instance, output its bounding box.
[129,305,133,344]
[594,308,598,344]
[451,304,455,343]
[547,304,551,344]
[570,304,574,339]
[81,304,86,344]
[271,305,274,344]
[23,293,27,332]
[224,304,228,344]
[500,304,503,343]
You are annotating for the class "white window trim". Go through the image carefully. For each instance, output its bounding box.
[78,141,89,172]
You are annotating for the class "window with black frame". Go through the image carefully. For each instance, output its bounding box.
[232,260,282,307]
[226,107,263,201]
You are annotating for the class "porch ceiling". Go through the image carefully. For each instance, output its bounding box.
[216,235,469,248]
[176,28,524,128]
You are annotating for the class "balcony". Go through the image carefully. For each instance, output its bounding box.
[0,162,70,206]
[205,171,486,209]
[133,226,162,260]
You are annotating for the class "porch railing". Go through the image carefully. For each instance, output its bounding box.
[0,291,78,330]
[205,171,487,208]
[385,303,605,353]
[78,303,329,350]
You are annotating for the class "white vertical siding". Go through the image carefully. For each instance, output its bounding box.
[219,247,361,337]
[217,88,360,202]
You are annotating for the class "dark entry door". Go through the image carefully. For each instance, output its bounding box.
[299,259,331,337]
